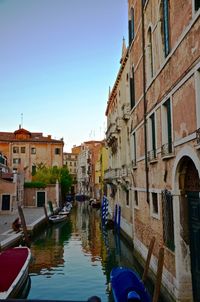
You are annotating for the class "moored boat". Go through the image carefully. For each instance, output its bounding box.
[110,267,151,302]
[0,246,31,299]
[49,214,68,223]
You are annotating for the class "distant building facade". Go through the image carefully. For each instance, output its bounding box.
[77,141,104,198]
[63,151,78,194]
[0,127,64,182]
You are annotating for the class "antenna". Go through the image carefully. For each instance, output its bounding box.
[21,113,23,128]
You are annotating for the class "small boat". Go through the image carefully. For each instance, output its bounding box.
[110,267,151,302]
[0,246,31,299]
[49,214,68,224]
[58,202,72,215]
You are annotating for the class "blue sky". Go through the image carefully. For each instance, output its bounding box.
[0,0,128,151]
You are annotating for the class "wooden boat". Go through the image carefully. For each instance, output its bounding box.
[58,202,72,215]
[49,214,68,223]
[110,267,151,302]
[0,246,31,299]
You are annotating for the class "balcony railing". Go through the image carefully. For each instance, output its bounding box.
[196,128,200,145]
[121,166,128,177]
[147,149,157,162]
[161,142,174,157]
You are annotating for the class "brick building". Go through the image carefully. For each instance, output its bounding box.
[105,1,200,301]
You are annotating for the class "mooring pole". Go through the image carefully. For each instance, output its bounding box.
[152,247,164,302]
[43,205,49,224]
[18,205,30,246]
[142,236,156,282]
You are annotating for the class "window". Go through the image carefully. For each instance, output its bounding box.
[134,190,139,208]
[131,132,137,166]
[13,147,19,153]
[13,158,21,164]
[195,0,200,11]
[31,148,36,154]
[161,99,173,156]
[151,192,159,216]
[32,165,36,176]
[55,148,60,155]
[21,147,26,153]
[70,162,72,166]
[163,0,170,56]
[130,66,135,108]
[148,113,157,160]
[128,8,134,46]
[162,190,175,251]
[147,28,153,80]
[126,190,129,206]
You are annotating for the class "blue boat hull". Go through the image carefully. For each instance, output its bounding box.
[110,267,151,302]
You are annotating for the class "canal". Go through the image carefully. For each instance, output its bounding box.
[26,201,168,302]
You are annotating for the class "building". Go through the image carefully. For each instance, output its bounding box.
[63,151,78,194]
[77,141,104,198]
[0,127,64,182]
[105,1,200,301]
[0,152,24,213]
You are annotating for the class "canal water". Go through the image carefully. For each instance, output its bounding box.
[26,202,165,302]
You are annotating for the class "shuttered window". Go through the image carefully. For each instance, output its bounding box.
[128,8,134,46]
[162,190,175,251]
[163,0,170,56]
[195,0,200,11]
[130,66,135,109]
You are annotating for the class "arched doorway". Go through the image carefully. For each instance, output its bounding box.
[178,156,200,301]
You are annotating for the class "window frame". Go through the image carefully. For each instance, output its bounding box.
[150,192,160,219]
[31,147,36,155]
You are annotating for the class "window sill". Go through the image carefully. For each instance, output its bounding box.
[195,144,200,150]
[148,158,158,164]
[151,213,160,220]
[161,154,175,160]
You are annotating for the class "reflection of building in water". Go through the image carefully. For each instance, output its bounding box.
[70,202,102,261]
[30,227,66,274]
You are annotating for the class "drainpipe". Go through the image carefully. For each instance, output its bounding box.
[141,0,149,203]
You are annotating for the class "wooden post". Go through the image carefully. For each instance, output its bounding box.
[152,246,164,302]
[18,205,30,246]
[142,236,155,282]
[43,205,49,223]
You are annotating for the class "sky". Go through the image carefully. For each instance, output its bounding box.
[0,0,128,152]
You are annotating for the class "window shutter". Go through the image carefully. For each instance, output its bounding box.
[128,20,132,46]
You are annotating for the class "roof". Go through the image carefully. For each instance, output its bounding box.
[0,128,64,144]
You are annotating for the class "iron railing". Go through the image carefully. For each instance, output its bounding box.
[196,128,200,145]
[161,142,174,157]
[147,149,157,161]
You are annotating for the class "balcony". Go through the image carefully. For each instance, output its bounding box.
[147,149,157,162]
[122,103,131,120]
[161,142,174,159]
[106,122,118,144]
[121,165,128,177]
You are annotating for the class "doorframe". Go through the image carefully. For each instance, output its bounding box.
[172,145,200,300]
[36,190,46,207]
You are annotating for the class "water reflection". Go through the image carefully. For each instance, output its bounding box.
[27,202,164,301]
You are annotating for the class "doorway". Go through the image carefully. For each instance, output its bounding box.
[178,156,200,301]
[37,191,45,207]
